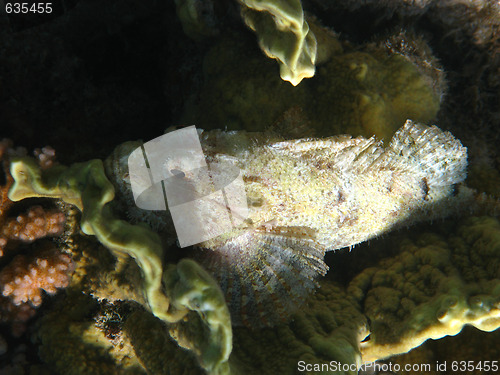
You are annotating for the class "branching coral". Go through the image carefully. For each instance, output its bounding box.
[0,140,65,256]
[0,205,66,253]
[11,131,498,374]
[1,246,74,307]
[1,1,498,374]
[0,139,21,256]
[7,133,499,374]
[7,142,500,374]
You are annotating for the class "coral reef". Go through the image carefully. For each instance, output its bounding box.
[8,156,232,374]
[0,0,498,374]
[196,121,470,327]
[357,216,500,361]
[227,216,500,374]
[231,281,367,374]
[0,140,65,257]
[7,133,500,374]
[103,120,474,329]
[36,293,146,375]
[124,308,205,375]
[0,139,24,256]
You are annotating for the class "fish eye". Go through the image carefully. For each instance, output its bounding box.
[170,169,185,178]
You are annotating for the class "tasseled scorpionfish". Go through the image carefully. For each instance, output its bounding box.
[106,120,473,327]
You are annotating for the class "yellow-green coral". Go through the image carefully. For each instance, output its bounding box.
[231,281,367,375]
[239,0,317,86]
[311,50,440,139]
[391,326,500,375]
[7,150,498,375]
[187,34,309,132]
[8,158,171,321]
[16,149,499,374]
[124,309,205,375]
[164,259,232,374]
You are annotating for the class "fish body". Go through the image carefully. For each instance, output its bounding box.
[107,120,469,327]
[181,120,468,326]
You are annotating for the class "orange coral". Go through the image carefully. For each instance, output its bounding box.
[0,139,71,334]
[1,205,66,245]
[0,246,74,307]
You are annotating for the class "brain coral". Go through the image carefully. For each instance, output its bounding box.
[355,216,500,362]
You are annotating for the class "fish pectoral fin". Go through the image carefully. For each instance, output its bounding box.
[196,228,328,328]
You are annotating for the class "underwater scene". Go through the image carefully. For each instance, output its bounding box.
[0,0,499,374]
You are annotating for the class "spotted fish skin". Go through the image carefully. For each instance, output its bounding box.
[188,120,470,327]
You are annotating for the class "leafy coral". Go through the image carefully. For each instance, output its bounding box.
[239,0,317,86]
[6,128,500,375]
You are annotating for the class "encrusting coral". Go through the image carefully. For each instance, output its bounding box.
[391,326,500,375]
[1,1,499,374]
[355,216,500,362]
[35,292,146,375]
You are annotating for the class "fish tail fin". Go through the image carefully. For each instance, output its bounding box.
[383,120,468,190]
